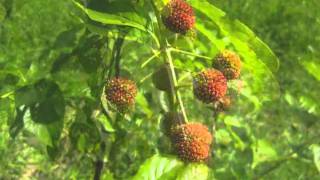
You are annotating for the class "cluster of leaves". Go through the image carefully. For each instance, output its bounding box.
[0,0,319,179]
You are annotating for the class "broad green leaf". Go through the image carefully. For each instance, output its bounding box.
[29,79,65,124]
[132,154,184,180]
[190,1,279,72]
[24,117,53,147]
[14,85,38,107]
[73,1,159,47]
[176,163,211,180]
[73,1,146,30]
[252,139,278,168]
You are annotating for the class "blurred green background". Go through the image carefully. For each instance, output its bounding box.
[0,0,319,179]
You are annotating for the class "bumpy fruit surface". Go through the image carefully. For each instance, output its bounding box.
[213,50,241,80]
[193,69,227,104]
[171,123,213,162]
[105,77,137,112]
[162,0,195,34]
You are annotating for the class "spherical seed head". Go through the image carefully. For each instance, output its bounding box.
[105,77,137,112]
[162,0,195,34]
[193,69,227,104]
[171,123,213,162]
[213,50,241,80]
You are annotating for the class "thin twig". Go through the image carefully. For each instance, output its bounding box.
[94,142,106,180]
[165,48,189,122]
[170,48,212,60]
[114,32,127,77]
[140,50,161,68]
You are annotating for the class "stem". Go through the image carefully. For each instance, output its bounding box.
[165,49,189,122]
[114,35,126,77]
[94,142,106,180]
[170,48,212,60]
[140,50,161,68]
[151,0,188,122]
[93,160,104,180]
[93,160,103,180]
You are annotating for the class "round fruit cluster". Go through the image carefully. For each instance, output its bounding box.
[213,50,242,80]
[193,69,227,103]
[171,123,213,162]
[162,0,195,34]
[105,77,137,112]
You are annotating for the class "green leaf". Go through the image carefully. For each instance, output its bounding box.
[215,129,232,145]
[73,1,145,29]
[29,79,65,124]
[73,1,159,47]
[24,117,53,147]
[176,163,211,180]
[252,139,278,168]
[311,144,320,173]
[69,114,101,152]
[190,1,279,72]
[97,114,115,133]
[132,154,184,180]
[15,85,38,107]
[301,60,320,81]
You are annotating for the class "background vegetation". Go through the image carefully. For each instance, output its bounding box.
[0,0,319,179]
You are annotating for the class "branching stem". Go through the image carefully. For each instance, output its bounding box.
[170,48,212,60]
[151,0,188,122]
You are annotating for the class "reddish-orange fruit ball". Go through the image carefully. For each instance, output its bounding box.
[105,77,137,112]
[213,50,242,80]
[162,0,195,34]
[193,69,227,104]
[171,123,213,162]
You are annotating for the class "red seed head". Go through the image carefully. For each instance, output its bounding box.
[171,123,213,162]
[105,77,137,112]
[162,0,195,34]
[193,69,227,104]
[213,50,242,80]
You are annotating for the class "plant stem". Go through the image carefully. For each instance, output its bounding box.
[151,0,189,122]
[170,48,212,60]
[165,49,189,122]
